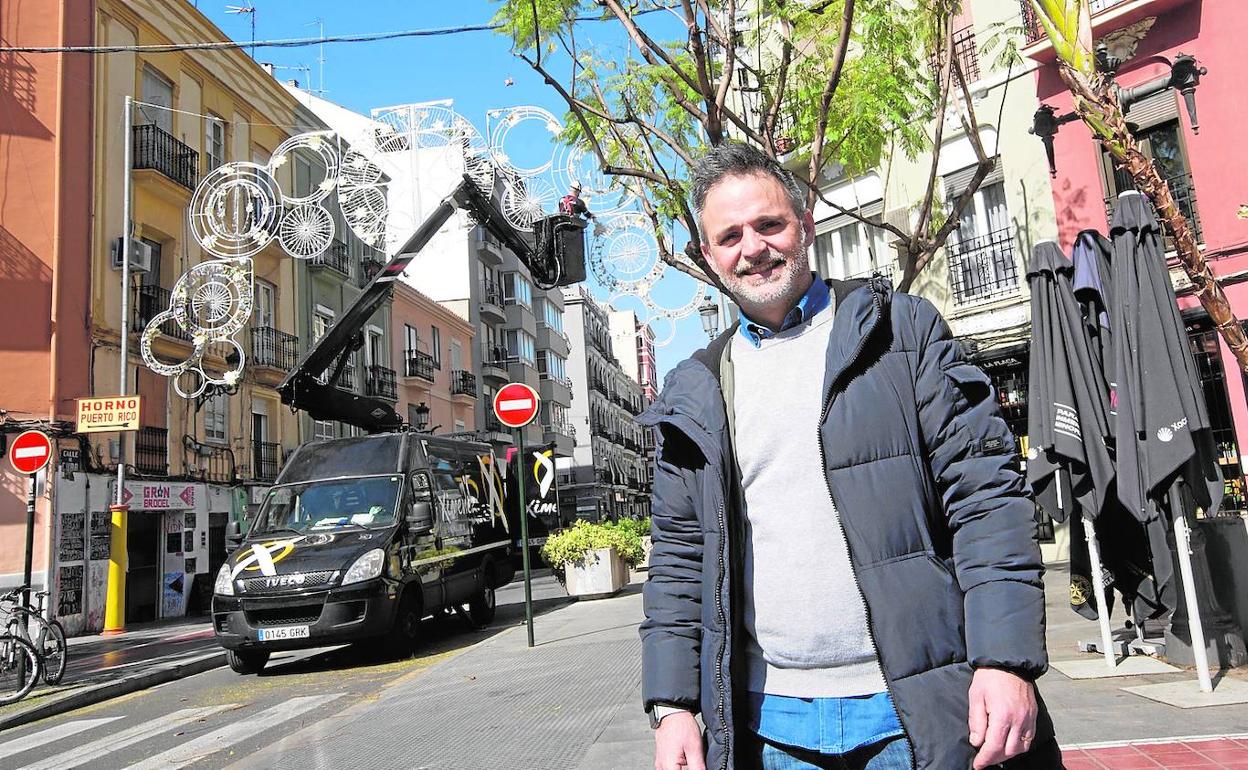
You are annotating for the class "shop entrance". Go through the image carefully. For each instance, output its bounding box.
[125,513,160,623]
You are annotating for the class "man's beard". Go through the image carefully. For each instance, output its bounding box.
[719,243,809,311]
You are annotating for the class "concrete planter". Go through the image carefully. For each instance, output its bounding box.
[563,547,628,599]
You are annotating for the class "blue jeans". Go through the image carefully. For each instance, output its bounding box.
[741,732,913,770]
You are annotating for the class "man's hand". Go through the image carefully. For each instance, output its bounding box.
[968,668,1038,769]
[654,710,705,770]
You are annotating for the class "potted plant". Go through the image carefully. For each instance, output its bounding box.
[541,520,645,599]
[611,516,653,570]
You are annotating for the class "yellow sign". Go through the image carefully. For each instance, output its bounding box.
[76,396,142,433]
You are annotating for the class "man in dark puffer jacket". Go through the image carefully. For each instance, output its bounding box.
[639,144,1060,770]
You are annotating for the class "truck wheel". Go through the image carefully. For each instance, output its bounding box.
[465,584,496,629]
[386,587,423,658]
[226,649,269,675]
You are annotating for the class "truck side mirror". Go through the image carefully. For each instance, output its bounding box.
[407,501,433,533]
[226,519,244,549]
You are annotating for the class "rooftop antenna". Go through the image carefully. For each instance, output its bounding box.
[225,4,257,58]
[305,18,327,95]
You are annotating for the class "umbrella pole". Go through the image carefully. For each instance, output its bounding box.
[1081,509,1119,669]
[1172,508,1214,693]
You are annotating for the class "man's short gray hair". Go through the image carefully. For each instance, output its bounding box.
[690,142,807,223]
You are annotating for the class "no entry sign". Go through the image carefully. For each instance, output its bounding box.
[493,382,541,429]
[9,430,53,475]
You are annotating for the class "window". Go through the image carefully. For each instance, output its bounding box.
[139,67,173,132]
[537,350,567,382]
[538,298,564,332]
[944,176,1018,305]
[813,218,890,282]
[1101,119,1201,245]
[503,272,532,308]
[450,339,463,372]
[205,116,225,171]
[404,324,419,354]
[294,154,313,198]
[313,420,335,440]
[204,393,228,444]
[505,329,536,366]
[254,282,275,328]
[313,311,332,342]
[431,326,442,369]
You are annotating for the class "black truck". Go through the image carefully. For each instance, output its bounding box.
[211,177,584,674]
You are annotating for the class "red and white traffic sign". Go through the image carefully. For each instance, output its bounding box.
[493,382,541,429]
[8,430,53,475]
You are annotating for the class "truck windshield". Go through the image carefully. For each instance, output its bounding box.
[251,476,402,536]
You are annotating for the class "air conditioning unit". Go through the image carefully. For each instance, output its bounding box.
[111,237,153,274]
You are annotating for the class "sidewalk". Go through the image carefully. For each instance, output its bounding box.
[239,564,1248,769]
[0,615,221,731]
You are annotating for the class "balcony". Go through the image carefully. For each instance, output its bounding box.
[946,226,1021,307]
[249,326,298,371]
[133,284,191,342]
[480,278,506,324]
[360,255,384,288]
[134,426,168,476]
[310,240,351,278]
[1019,0,1188,59]
[334,365,357,392]
[476,228,504,265]
[451,369,478,399]
[1022,0,1129,43]
[366,365,398,401]
[484,414,510,437]
[404,350,435,382]
[481,343,510,383]
[132,124,198,191]
[1104,171,1202,247]
[182,435,235,484]
[252,441,280,482]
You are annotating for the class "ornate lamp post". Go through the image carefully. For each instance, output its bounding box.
[698,294,721,341]
[413,402,431,432]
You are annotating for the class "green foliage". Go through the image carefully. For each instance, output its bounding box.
[608,516,652,541]
[540,520,646,576]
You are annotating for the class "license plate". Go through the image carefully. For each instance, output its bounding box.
[258,625,309,641]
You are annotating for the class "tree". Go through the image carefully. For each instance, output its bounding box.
[1029,0,1248,371]
[492,0,997,294]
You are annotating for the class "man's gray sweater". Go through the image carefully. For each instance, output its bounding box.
[732,302,887,697]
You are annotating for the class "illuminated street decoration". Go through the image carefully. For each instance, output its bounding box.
[189,162,282,259]
[278,204,337,258]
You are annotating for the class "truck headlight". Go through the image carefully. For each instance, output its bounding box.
[342,548,385,586]
[214,563,235,596]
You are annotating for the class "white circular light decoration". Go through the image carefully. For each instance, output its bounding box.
[488,106,561,177]
[189,162,282,259]
[338,185,388,248]
[501,175,558,230]
[593,212,660,285]
[170,259,254,338]
[140,310,202,377]
[554,144,637,217]
[340,149,385,188]
[373,103,497,198]
[268,131,341,205]
[279,204,337,258]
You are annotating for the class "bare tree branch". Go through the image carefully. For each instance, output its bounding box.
[806,0,855,206]
[912,15,957,249]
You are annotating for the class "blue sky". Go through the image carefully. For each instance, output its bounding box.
[196,0,712,381]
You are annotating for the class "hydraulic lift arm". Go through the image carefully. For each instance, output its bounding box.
[277,176,583,433]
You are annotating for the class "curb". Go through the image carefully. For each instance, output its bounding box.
[0,650,226,733]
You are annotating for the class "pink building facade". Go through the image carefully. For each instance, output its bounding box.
[1028,0,1248,511]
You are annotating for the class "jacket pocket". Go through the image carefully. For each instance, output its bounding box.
[857,552,967,679]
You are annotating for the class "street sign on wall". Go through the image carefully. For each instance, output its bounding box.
[493,382,541,429]
[76,396,142,434]
[9,430,53,475]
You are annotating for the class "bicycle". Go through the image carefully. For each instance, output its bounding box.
[1,586,67,686]
[0,629,40,705]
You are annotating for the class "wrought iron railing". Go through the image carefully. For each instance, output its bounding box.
[404,350,435,381]
[134,426,168,475]
[133,284,191,341]
[334,364,357,391]
[250,326,298,369]
[451,369,478,398]
[132,124,199,190]
[482,343,510,369]
[484,415,506,433]
[947,225,1021,306]
[366,365,398,400]
[1104,172,1203,246]
[952,24,980,83]
[360,255,384,288]
[252,441,280,482]
[183,434,235,483]
[481,278,503,307]
[311,240,351,277]
[1020,0,1131,43]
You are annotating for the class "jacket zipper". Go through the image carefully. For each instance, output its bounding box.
[714,498,729,770]
[816,282,917,769]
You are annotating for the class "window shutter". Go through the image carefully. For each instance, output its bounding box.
[943,157,1004,200]
[1124,89,1178,132]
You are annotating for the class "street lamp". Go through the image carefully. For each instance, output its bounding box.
[413,402,430,432]
[698,294,720,340]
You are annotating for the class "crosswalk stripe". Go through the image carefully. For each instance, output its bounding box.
[16,705,237,770]
[123,693,344,770]
[0,717,124,762]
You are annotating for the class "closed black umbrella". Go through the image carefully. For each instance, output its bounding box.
[1109,190,1224,618]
